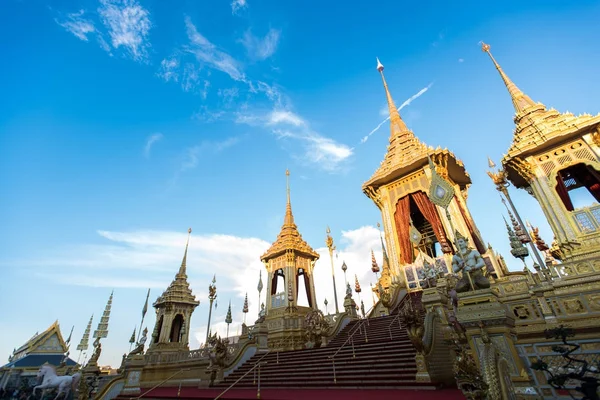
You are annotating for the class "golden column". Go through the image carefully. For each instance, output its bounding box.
[326,227,340,314]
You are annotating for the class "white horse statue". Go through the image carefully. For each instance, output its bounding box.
[33,365,81,400]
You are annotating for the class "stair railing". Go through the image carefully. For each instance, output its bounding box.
[214,351,270,400]
[130,368,190,400]
[327,317,370,384]
[387,310,403,340]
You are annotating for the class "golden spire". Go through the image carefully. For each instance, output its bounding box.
[283,169,294,227]
[363,58,433,190]
[480,42,541,117]
[376,57,414,145]
[178,228,192,277]
[261,170,319,261]
[154,228,200,308]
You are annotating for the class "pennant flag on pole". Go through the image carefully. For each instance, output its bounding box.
[142,288,150,318]
[129,327,136,344]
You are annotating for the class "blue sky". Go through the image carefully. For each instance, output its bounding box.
[2,0,600,367]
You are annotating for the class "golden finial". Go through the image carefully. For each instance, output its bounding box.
[487,157,496,169]
[286,169,290,204]
[179,228,192,276]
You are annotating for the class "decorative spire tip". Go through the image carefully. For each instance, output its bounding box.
[376,57,384,72]
[480,41,490,53]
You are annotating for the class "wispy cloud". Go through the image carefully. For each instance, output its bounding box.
[184,16,245,81]
[237,108,352,171]
[98,0,152,62]
[180,137,241,172]
[231,0,248,14]
[240,29,281,61]
[361,83,433,144]
[55,10,95,41]
[157,57,179,82]
[144,133,163,158]
[55,9,112,55]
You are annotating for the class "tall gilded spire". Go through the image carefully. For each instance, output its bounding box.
[363,58,432,189]
[480,42,541,117]
[284,169,294,227]
[376,57,413,143]
[178,228,192,277]
[154,228,199,308]
[261,170,319,260]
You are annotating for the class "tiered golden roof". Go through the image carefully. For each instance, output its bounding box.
[154,228,200,307]
[482,42,600,187]
[260,170,319,261]
[363,59,471,193]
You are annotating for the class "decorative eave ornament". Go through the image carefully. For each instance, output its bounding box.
[427,156,455,209]
[409,222,422,245]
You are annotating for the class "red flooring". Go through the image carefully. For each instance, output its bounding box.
[136,386,465,400]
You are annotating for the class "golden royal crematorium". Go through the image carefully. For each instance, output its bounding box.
[70,44,600,400]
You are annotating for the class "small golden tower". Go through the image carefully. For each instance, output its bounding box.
[482,43,600,261]
[148,228,200,352]
[260,170,320,349]
[363,58,503,291]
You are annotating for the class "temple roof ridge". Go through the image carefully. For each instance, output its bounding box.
[261,170,319,261]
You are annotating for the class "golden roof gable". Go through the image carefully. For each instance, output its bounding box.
[12,321,68,360]
[261,170,319,261]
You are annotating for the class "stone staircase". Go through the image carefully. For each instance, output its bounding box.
[214,313,435,390]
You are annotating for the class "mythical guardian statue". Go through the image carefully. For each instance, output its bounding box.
[452,231,490,293]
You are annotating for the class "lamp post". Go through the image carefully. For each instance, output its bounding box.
[325,227,340,314]
[206,275,217,344]
[257,271,263,318]
[341,261,348,287]
[324,298,328,315]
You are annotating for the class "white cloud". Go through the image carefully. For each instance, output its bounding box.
[231,0,248,14]
[218,87,239,107]
[184,16,245,81]
[11,224,383,365]
[144,133,163,158]
[55,10,95,41]
[181,63,201,92]
[98,0,152,62]
[157,58,180,82]
[55,9,113,55]
[361,83,433,144]
[180,137,241,171]
[237,108,352,171]
[240,29,281,61]
[267,110,305,127]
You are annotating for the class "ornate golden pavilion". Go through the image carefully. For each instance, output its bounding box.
[59,42,600,400]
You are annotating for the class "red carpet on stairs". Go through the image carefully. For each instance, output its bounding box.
[137,386,465,400]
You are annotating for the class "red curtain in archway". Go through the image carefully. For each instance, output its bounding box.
[394,195,413,264]
[412,191,453,254]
